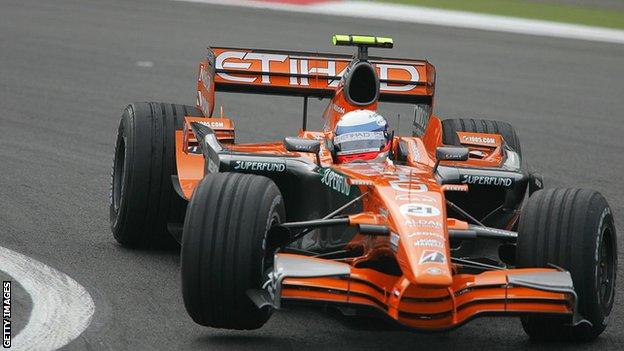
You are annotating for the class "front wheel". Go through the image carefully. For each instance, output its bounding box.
[180,173,285,330]
[516,188,617,341]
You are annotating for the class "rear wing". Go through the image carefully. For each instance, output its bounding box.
[196,47,436,117]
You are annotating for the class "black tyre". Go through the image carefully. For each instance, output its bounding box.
[516,188,617,341]
[441,118,521,157]
[110,102,203,247]
[441,118,523,230]
[181,173,285,329]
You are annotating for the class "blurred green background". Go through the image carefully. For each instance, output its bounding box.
[378,0,624,29]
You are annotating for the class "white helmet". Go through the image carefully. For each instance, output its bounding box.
[333,110,392,163]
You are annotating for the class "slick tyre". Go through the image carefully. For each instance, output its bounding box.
[181,173,285,329]
[441,118,523,240]
[516,188,617,341]
[441,118,521,157]
[110,102,203,248]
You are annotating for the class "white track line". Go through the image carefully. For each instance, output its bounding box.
[175,0,624,45]
[0,246,95,351]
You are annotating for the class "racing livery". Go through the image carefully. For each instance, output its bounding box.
[110,35,617,341]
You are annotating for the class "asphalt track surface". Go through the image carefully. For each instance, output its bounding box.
[0,0,623,350]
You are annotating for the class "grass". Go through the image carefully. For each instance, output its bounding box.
[377,0,624,30]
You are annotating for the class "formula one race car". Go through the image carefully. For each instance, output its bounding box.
[110,35,617,341]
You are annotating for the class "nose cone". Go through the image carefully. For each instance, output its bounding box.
[338,163,453,287]
[379,183,453,287]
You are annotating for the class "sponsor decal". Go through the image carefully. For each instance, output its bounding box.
[410,142,421,162]
[337,147,381,156]
[389,181,428,193]
[461,175,513,187]
[215,50,421,92]
[400,203,440,217]
[295,57,346,87]
[390,232,400,252]
[350,179,374,186]
[334,131,385,144]
[233,160,286,172]
[199,120,225,129]
[442,184,469,192]
[216,51,287,83]
[404,219,443,228]
[320,168,351,196]
[392,165,423,175]
[340,163,430,194]
[197,64,214,116]
[425,267,443,276]
[461,135,496,145]
[419,250,446,264]
[378,63,420,92]
[440,151,466,160]
[408,231,444,239]
[197,90,215,117]
[413,239,444,248]
[342,163,385,175]
[197,91,211,115]
[2,281,10,348]
[395,194,410,201]
[343,164,422,179]
[332,103,345,114]
[395,194,437,202]
[412,104,431,136]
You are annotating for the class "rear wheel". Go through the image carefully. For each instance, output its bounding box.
[110,102,202,248]
[181,173,285,329]
[441,118,523,241]
[516,188,617,341]
[441,118,521,157]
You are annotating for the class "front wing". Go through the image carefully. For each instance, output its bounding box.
[254,254,584,331]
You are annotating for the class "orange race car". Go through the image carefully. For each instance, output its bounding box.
[109,35,617,341]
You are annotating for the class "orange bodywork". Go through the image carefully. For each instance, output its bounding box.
[280,264,571,330]
[173,46,574,331]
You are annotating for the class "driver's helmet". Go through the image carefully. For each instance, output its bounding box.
[333,109,392,163]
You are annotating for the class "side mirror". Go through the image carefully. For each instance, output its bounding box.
[284,137,322,164]
[433,146,469,173]
[436,146,469,161]
[396,140,410,163]
[283,137,321,154]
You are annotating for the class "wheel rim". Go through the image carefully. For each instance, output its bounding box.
[112,137,126,213]
[598,227,616,312]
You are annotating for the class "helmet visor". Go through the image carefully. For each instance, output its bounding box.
[334,131,387,155]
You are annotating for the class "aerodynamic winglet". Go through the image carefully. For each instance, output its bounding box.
[190,122,223,173]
